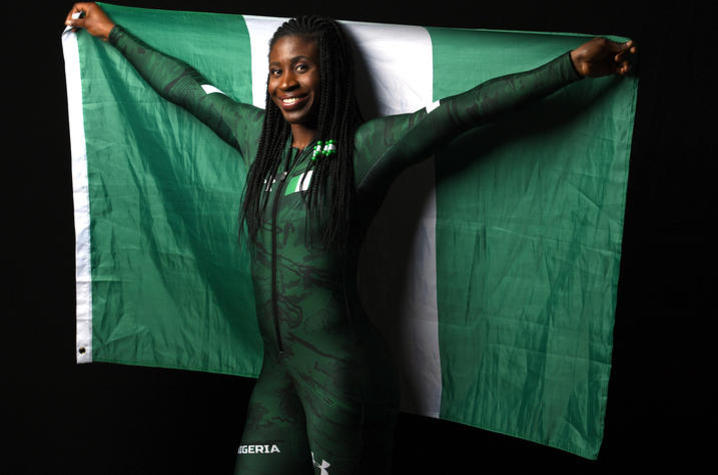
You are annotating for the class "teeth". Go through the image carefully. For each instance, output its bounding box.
[282,97,302,104]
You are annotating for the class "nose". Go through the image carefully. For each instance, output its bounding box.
[279,70,298,91]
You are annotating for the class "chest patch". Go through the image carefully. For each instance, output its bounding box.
[285,170,313,195]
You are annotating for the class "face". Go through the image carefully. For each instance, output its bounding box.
[268,35,320,127]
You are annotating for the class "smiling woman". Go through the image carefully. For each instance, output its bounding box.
[267,36,321,139]
[64,2,636,474]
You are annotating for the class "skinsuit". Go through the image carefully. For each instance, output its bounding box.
[108,24,582,474]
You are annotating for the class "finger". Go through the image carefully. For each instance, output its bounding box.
[64,8,79,24]
[65,3,91,24]
[623,40,636,54]
[618,57,633,75]
[615,44,638,75]
[614,42,636,63]
[65,15,86,30]
[611,39,632,55]
[64,15,81,34]
[65,8,81,26]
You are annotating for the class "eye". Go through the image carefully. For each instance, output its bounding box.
[269,68,282,76]
[295,63,309,73]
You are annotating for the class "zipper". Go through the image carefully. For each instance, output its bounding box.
[269,142,313,354]
[271,169,290,353]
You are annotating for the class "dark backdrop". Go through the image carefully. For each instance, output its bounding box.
[6,1,712,473]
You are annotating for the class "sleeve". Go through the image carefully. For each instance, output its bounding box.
[108,24,263,165]
[354,52,582,194]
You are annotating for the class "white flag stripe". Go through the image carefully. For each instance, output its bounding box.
[394,159,440,417]
[359,157,441,417]
[342,21,433,116]
[62,29,93,363]
[243,16,287,108]
[339,21,440,416]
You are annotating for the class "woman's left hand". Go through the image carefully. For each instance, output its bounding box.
[570,37,637,77]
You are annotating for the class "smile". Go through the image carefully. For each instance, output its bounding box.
[279,95,309,110]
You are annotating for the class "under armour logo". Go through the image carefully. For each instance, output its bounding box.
[311,451,331,475]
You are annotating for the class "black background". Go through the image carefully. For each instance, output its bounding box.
[6,1,713,473]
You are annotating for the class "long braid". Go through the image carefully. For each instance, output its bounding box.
[240,15,363,250]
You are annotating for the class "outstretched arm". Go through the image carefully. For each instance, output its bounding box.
[65,2,263,162]
[355,37,636,193]
[414,37,636,144]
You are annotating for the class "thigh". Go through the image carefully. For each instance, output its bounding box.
[234,355,314,475]
[299,383,398,475]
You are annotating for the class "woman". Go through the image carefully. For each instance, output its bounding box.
[65,3,635,474]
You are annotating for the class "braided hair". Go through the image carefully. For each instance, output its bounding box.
[240,15,363,250]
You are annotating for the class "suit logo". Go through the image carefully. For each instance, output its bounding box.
[312,451,331,475]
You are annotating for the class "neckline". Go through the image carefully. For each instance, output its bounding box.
[288,136,318,153]
[284,137,317,172]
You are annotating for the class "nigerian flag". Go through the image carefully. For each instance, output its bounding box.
[62,3,637,459]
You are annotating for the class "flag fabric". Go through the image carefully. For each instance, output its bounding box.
[62,3,637,459]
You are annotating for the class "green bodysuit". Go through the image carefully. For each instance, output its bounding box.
[109,25,581,474]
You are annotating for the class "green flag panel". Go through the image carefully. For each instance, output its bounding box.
[80,3,261,376]
[429,27,636,458]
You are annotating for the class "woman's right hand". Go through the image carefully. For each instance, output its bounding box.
[65,2,115,41]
